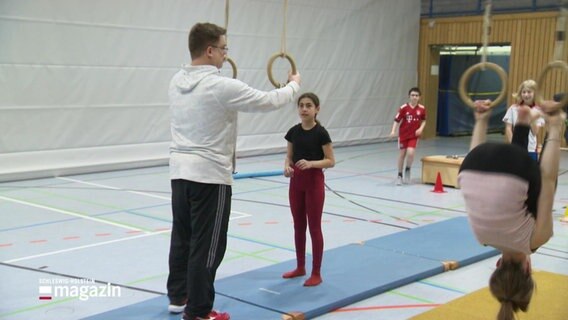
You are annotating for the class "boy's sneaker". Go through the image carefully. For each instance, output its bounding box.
[396,176,403,185]
[168,299,187,314]
[404,169,411,184]
[182,310,230,320]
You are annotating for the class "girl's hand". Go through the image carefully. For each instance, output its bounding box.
[295,159,312,170]
[284,166,294,178]
[415,128,423,137]
[473,100,492,121]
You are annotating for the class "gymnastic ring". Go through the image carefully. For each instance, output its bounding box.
[267,52,297,88]
[225,56,237,79]
[535,60,568,112]
[458,62,508,109]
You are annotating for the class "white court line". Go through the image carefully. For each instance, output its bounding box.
[230,210,251,220]
[57,176,170,200]
[0,195,147,232]
[259,288,280,295]
[56,176,252,220]
[4,229,171,263]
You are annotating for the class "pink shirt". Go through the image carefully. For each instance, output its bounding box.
[458,171,535,255]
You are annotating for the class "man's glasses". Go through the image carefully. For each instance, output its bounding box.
[210,45,229,54]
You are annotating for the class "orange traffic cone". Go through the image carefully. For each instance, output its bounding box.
[431,172,446,193]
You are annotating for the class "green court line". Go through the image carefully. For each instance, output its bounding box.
[0,296,76,318]
[418,279,467,293]
[30,188,172,223]
[228,233,297,254]
[126,273,168,285]
[0,194,155,233]
[387,290,436,304]
[224,247,280,263]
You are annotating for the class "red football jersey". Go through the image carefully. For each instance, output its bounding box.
[394,103,426,141]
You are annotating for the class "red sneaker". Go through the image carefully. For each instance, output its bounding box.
[183,310,230,320]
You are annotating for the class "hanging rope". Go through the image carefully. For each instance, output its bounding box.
[535,0,568,110]
[224,0,237,79]
[458,0,507,109]
[267,0,297,88]
[480,0,491,67]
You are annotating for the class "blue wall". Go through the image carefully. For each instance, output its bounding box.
[437,55,509,136]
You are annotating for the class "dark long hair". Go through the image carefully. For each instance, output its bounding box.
[489,260,535,320]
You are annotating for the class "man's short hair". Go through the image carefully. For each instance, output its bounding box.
[188,23,227,60]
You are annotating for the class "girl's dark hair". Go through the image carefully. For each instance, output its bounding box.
[489,260,535,320]
[188,23,227,60]
[297,92,320,107]
[408,87,421,96]
[297,92,321,124]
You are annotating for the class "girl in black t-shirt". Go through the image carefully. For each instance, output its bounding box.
[282,92,335,287]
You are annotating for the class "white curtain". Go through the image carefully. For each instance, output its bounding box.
[0,0,420,181]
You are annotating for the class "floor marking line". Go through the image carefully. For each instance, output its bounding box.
[0,194,147,232]
[4,229,170,263]
[333,303,441,313]
[56,176,171,200]
[258,288,281,295]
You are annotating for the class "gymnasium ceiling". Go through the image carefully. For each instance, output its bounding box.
[421,0,562,17]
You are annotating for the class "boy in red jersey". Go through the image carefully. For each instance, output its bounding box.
[390,87,427,185]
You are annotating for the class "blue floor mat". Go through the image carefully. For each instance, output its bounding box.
[85,217,498,320]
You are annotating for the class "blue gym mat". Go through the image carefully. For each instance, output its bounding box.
[86,217,498,320]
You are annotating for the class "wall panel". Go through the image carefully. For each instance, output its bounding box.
[419,11,566,138]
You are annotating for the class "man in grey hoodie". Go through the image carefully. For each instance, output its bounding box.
[167,22,301,320]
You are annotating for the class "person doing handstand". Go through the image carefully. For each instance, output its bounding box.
[458,99,564,320]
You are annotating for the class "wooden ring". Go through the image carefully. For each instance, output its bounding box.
[535,60,568,111]
[458,62,508,108]
[267,52,297,88]
[225,56,237,79]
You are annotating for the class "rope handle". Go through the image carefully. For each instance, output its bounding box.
[223,0,237,79]
[481,1,492,68]
[535,0,568,110]
[267,0,297,88]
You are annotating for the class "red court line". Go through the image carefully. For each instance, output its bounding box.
[95,233,112,237]
[30,239,47,244]
[333,303,441,313]
[63,236,80,240]
[38,296,52,300]
[0,243,13,247]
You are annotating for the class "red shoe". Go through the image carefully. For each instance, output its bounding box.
[183,310,230,320]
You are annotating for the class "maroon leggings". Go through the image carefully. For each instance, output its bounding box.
[288,166,325,274]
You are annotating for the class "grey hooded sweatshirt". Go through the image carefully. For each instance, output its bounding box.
[169,64,300,185]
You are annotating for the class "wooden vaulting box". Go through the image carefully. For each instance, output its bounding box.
[421,155,464,188]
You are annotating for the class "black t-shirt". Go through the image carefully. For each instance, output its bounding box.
[285,123,332,164]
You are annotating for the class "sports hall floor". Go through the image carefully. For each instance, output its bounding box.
[1,135,567,320]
